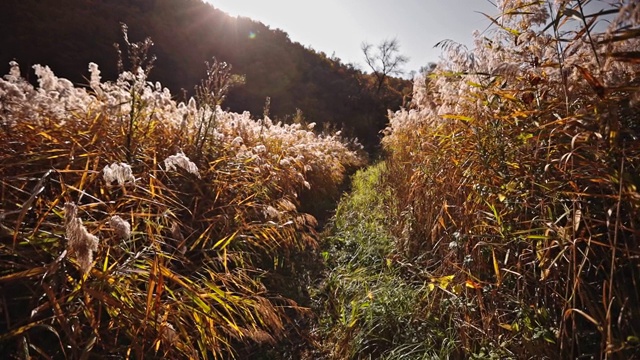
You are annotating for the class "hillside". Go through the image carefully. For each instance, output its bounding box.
[0,0,411,151]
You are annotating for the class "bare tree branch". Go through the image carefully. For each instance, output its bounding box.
[361,38,409,92]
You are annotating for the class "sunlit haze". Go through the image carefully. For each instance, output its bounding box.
[207,0,499,74]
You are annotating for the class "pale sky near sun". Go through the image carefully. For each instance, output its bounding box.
[206,1,499,74]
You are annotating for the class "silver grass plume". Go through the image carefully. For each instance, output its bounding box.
[64,202,99,274]
[103,162,135,185]
[109,215,131,240]
[164,151,201,178]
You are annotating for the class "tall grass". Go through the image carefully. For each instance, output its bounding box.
[382,1,639,358]
[314,163,460,359]
[0,32,365,358]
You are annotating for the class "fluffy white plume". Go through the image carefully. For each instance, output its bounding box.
[103,162,135,185]
[164,151,201,178]
[64,202,99,274]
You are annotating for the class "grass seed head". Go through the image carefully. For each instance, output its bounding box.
[103,162,135,185]
[64,202,99,274]
[164,151,201,178]
[109,215,131,240]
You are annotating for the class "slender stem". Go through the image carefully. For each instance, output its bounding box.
[548,2,570,115]
[126,88,137,163]
[575,0,601,68]
[606,149,624,358]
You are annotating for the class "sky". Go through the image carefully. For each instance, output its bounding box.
[206,0,499,74]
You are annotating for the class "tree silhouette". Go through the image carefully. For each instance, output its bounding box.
[361,38,409,92]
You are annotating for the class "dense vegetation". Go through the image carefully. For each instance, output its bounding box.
[0,0,411,151]
[1,0,639,359]
[0,29,365,357]
[316,1,640,359]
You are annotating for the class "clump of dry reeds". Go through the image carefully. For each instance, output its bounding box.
[383,1,640,358]
[0,28,364,358]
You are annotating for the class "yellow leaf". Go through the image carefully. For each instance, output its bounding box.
[442,114,474,122]
[430,275,455,290]
[492,249,501,286]
[540,267,551,281]
[465,279,482,289]
[495,91,517,101]
[213,231,238,250]
[38,131,55,141]
[498,193,506,202]
[146,257,158,320]
[0,267,47,283]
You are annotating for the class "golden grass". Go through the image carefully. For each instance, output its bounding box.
[382,1,640,358]
[0,37,364,357]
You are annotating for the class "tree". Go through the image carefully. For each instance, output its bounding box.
[419,62,437,75]
[361,38,409,92]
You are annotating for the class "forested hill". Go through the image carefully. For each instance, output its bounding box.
[0,0,411,151]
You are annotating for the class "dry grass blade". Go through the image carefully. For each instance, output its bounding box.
[608,51,640,64]
[0,267,47,283]
[11,169,53,246]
